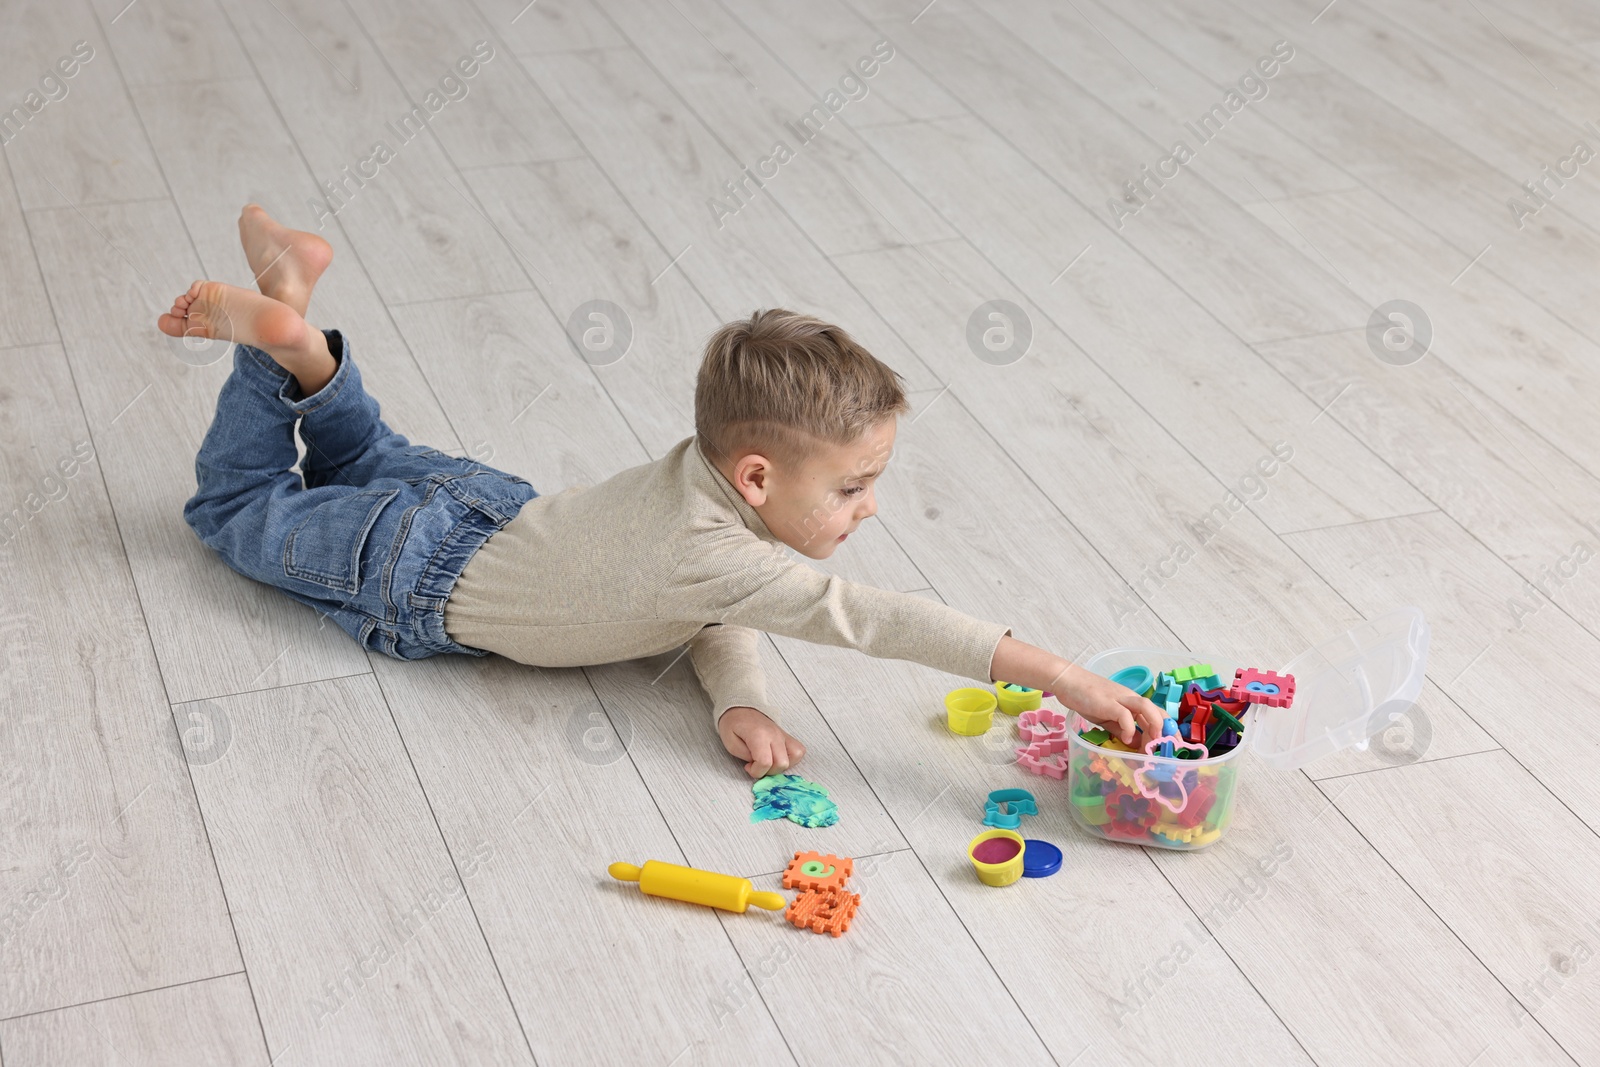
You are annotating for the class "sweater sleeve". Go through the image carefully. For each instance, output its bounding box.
[662,537,1013,687]
[687,623,771,728]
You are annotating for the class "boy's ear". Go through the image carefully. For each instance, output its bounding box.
[731,453,773,506]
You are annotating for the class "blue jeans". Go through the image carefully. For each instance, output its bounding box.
[184,332,537,659]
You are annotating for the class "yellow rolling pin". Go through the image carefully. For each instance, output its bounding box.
[608,860,786,914]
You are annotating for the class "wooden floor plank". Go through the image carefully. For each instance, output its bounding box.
[84,0,250,88]
[1368,0,1600,132]
[1503,0,1600,44]
[0,344,238,1018]
[174,675,532,1066]
[592,0,958,257]
[1329,751,1600,1062]
[492,0,628,54]
[1239,185,1600,479]
[1245,0,1600,230]
[1117,0,1600,361]
[1251,284,1600,638]
[1150,758,1574,1065]
[457,159,721,459]
[859,1,1371,345]
[386,289,656,493]
[1,974,265,1067]
[0,0,167,209]
[735,0,970,128]
[847,115,1433,538]
[343,0,582,171]
[990,0,1361,207]
[0,156,57,349]
[525,44,942,392]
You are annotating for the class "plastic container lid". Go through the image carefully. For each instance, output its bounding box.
[1021,839,1063,877]
[1248,606,1430,771]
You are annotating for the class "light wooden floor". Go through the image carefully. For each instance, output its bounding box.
[2,0,1598,1062]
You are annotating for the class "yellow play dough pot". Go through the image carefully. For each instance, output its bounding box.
[968,829,1026,886]
[945,688,997,735]
[993,681,1042,716]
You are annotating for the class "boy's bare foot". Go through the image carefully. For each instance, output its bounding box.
[157,281,337,395]
[237,203,332,319]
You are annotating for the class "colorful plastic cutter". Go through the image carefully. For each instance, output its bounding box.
[1133,736,1209,813]
[1016,737,1071,778]
[1017,707,1069,742]
[982,788,1039,829]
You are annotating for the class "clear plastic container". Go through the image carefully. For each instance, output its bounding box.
[1064,607,1431,851]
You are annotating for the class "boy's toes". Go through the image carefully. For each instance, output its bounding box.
[157,285,205,337]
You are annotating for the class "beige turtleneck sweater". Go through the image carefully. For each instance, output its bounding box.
[443,436,1013,726]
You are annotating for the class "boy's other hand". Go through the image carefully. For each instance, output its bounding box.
[718,706,807,779]
[1053,666,1165,746]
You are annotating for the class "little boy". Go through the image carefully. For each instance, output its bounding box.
[163,206,1163,777]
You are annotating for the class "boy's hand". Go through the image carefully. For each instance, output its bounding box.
[1051,665,1166,746]
[718,706,807,779]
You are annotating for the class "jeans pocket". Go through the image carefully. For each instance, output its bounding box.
[282,486,401,594]
[440,471,534,524]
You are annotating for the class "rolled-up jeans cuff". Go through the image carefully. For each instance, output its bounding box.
[238,329,351,412]
[281,330,350,414]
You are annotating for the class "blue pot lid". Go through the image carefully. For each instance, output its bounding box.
[1022,839,1062,878]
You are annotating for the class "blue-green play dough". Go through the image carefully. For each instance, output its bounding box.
[751,774,839,828]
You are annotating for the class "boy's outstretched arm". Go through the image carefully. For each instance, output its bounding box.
[989,636,1165,744]
[678,540,1165,763]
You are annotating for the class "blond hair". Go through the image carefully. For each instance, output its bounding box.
[695,309,909,472]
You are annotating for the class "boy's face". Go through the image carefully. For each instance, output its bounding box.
[724,418,897,560]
